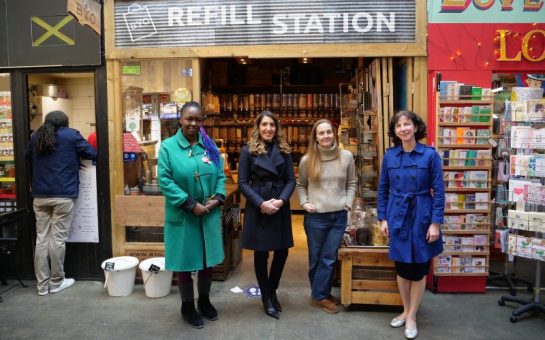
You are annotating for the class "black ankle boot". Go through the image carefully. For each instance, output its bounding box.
[181,302,204,329]
[261,295,279,319]
[271,293,282,312]
[197,294,218,321]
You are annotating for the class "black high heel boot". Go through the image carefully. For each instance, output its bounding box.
[271,292,282,312]
[261,294,279,319]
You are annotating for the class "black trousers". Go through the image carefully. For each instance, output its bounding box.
[254,249,289,296]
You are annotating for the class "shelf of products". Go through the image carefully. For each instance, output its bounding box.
[434,91,494,277]
[0,91,16,213]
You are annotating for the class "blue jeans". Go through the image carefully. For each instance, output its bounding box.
[304,210,347,300]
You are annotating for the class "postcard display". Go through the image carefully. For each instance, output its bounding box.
[497,88,545,323]
[434,86,494,291]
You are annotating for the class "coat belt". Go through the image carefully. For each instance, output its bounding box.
[390,190,429,240]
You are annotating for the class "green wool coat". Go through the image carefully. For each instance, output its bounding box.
[158,129,226,272]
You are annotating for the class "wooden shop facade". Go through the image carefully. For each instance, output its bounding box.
[104,0,428,289]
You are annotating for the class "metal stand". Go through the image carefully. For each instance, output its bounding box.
[487,257,533,296]
[498,261,545,323]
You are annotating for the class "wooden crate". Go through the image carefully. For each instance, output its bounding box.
[338,247,402,306]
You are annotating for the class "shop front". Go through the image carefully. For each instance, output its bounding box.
[0,0,111,280]
[427,1,545,293]
[105,0,428,285]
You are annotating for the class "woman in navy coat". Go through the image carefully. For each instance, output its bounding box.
[238,110,296,319]
[377,111,445,340]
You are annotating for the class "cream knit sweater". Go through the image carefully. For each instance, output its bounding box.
[296,145,357,213]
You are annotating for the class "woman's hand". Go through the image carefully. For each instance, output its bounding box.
[426,223,440,243]
[302,202,316,213]
[204,199,219,211]
[192,203,209,216]
[380,220,389,238]
[271,199,284,209]
[260,200,279,215]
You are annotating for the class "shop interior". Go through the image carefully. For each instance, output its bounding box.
[120,56,414,253]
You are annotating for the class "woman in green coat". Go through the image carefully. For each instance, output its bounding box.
[158,101,226,329]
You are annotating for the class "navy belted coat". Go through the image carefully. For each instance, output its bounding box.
[377,143,445,263]
[238,144,296,251]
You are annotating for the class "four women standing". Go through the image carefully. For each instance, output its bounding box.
[238,110,296,319]
[296,119,356,314]
[158,102,443,333]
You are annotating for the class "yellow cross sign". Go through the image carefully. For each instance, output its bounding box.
[31,16,75,46]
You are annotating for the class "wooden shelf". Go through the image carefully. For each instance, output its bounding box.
[438,122,492,127]
[445,188,492,192]
[433,272,488,276]
[445,209,490,214]
[438,144,492,149]
[441,251,489,256]
[439,99,493,105]
[443,166,491,170]
[442,230,490,235]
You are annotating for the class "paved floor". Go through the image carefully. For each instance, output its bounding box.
[1,216,544,339]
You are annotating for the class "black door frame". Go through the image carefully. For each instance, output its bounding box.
[10,64,111,279]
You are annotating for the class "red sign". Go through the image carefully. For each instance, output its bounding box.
[428,23,545,71]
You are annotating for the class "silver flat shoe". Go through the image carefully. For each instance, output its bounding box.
[390,318,406,328]
[404,327,418,339]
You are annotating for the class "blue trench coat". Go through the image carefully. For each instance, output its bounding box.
[377,143,445,263]
[158,130,226,272]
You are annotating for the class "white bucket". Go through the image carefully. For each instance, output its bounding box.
[139,257,173,298]
[101,256,139,297]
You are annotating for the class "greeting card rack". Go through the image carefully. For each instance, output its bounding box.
[432,93,494,292]
[496,100,545,322]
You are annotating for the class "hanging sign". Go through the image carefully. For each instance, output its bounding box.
[67,0,102,35]
[113,0,416,47]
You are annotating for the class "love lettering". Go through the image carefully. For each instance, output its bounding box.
[441,0,543,12]
[497,29,545,62]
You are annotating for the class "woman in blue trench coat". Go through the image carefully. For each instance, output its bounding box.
[238,110,296,319]
[158,102,225,329]
[378,111,445,340]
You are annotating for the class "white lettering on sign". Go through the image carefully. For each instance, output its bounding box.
[123,4,158,42]
[166,5,396,35]
[272,12,395,35]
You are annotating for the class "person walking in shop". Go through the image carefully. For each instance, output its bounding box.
[378,111,445,339]
[26,110,97,296]
[238,110,296,319]
[296,119,356,314]
[157,101,226,329]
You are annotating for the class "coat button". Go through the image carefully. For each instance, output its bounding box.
[410,176,416,180]
[396,175,400,179]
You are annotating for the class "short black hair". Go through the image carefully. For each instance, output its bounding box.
[388,110,427,146]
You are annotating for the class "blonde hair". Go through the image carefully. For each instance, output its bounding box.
[304,119,340,181]
[247,111,291,155]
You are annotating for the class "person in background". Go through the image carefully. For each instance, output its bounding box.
[26,110,97,296]
[377,111,445,340]
[296,119,356,314]
[238,110,296,319]
[87,131,97,150]
[157,101,225,329]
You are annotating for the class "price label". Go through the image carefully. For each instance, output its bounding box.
[104,262,115,272]
[148,264,161,274]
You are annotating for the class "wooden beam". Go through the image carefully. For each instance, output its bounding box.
[104,0,115,59]
[352,291,403,306]
[352,279,399,291]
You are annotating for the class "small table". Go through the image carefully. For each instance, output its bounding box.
[338,246,402,306]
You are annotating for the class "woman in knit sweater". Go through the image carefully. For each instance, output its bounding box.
[296,119,356,314]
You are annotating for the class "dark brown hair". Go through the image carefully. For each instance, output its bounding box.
[388,110,427,146]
